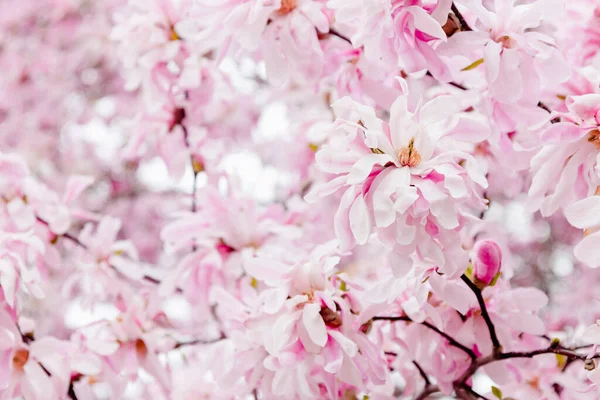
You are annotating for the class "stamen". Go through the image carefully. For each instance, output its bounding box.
[12,349,29,370]
[277,0,296,14]
[398,137,422,167]
[588,129,600,149]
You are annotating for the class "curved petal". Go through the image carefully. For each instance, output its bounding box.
[349,194,371,245]
[302,303,327,347]
[565,197,600,229]
[574,230,600,268]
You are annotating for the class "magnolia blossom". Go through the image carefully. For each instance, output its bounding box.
[4,0,600,399]
[444,0,570,105]
[308,80,486,278]
[329,0,453,80]
[530,93,600,216]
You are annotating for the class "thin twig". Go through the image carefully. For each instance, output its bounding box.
[451,3,472,31]
[413,361,431,386]
[455,345,596,387]
[173,335,224,349]
[38,216,166,287]
[328,28,352,44]
[373,316,476,360]
[537,101,551,113]
[415,385,440,400]
[463,385,490,400]
[461,275,501,352]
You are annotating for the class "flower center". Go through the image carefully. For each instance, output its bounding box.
[320,306,342,327]
[398,137,421,167]
[12,348,29,371]
[277,0,296,14]
[169,26,180,41]
[588,129,600,149]
[135,338,148,357]
[496,35,514,49]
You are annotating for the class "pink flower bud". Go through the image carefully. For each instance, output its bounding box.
[472,240,502,286]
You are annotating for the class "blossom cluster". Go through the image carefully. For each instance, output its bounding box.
[3,0,600,399]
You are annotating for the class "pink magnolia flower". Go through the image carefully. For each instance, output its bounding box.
[307,81,487,278]
[161,185,297,266]
[111,0,191,92]
[158,248,225,316]
[463,282,548,356]
[31,175,94,235]
[5,0,600,398]
[328,0,453,80]
[179,0,330,86]
[261,0,330,86]
[0,231,45,308]
[443,0,570,105]
[319,41,403,109]
[228,243,390,397]
[81,299,172,393]
[0,310,73,399]
[529,93,600,216]
[61,217,144,303]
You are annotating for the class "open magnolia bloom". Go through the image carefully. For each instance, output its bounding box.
[441,0,570,105]
[8,0,600,399]
[308,79,487,279]
[529,93,600,216]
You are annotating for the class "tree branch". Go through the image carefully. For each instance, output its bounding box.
[373,316,476,361]
[37,216,166,287]
[455,345,596,388]
[461,275,501,353]
[173,335,223,349]
[451,3,472,31]
[462,385,490,400]
[415,385,440,400]
[413,361,431,386]
[328,28,352,45]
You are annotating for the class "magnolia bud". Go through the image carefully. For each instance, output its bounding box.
[472,240,502,288]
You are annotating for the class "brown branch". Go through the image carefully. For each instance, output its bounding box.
[328,28,352,45]
[455,345,596,388]
[413,361,431,386]
[37,216,165,287]
[173,335,224,349]
[462,385,489,400]
[537,101,551,113]
[373,316,476,361]
[415,385,440,400]
[451,3,472,31]
[461,275,501,353]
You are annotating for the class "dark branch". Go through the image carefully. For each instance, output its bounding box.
[173,334,224,349]
[373,316,476,361]
[451,3,472,31]
[415,385,440,400]
[328,28,352,44]
[455,345,597,388]
[462,385,490,400]
[413,361,431,386]
[461,275,501,352]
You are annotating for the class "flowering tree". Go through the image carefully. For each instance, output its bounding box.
[3,0,600,398]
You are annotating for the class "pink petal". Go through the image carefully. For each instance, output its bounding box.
[574,230,600,268]
[349,194,371,245]
[541,122,587,144]
[565,197,600,229]
[302,303,327,348]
